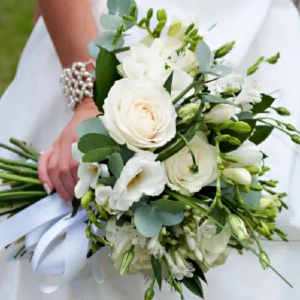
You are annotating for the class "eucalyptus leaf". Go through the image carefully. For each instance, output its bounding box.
[100,14,123,30]
[196,41,212,72]
[89,32,124,55]
[182,275,204,298]
[252,94,275,114]
[108,153,124,179]
[163,72,173,94]
[237,111,254,120]
[107,0,131,15]
[156,211,184,226]
[94,46,120,111]
[119,145,135,164]
[78,133,118,154]
[151,256,162,290]
[200,94,237,106]
[210,65,233,77]
[77,118,109,138]
[99,177,117,187]
[130,196,149,211]
[250,126,273,145]
[150,199,185,214]
[240,177,262,206]
[134,207,163,238]
[82,148,113,163]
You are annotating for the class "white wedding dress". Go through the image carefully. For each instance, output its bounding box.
[0,0,300,299]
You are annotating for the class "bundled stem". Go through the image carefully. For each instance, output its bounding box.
[0,143,36,161]
[0,158,37,170]
[0,164,38,177]
[0,172,42,185]
[9,138,40,160]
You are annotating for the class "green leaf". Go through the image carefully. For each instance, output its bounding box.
[82,148,113,163]
[196,41,211,72]
[163,71,173,94]
[237,111,254,120]
[71,197,81,217]
[100,14,123,30]
[250,126,273,145]
[107,0,131,15]
[134,207,163,237]
[189,261,207,284]
[156,210,184,226]
[210,206,227,234]
[108,153,124,179]
[99,176,116,187]
[252,94,275,114]
[130,196,149,211]
[182,275,204,298]
[77,118,109,138]
[210,65,233,77]
[200,94,237,106]
[220,119,257,153]
[151,256,162,290]
[119,145,135,164]
[78,133,118,153]
[241,177,261,206]
[94,47,120,111]
[150,199,185,214]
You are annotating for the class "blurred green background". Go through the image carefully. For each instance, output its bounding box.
[0,0,35,95]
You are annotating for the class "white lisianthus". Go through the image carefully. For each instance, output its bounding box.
[227,141,263,168]
[222,168,252,185]
[169,14,200,40]
[229,215,250,241]
[233,77,262,110]
[109,152,167,211]
[72,143,110,199]
[100,78,176,151]
[204,104,241,124]
[164,132,217,195]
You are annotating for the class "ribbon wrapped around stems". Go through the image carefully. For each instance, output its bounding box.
[0,193,104,293]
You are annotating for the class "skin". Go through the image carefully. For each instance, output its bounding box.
[37,0,100,201]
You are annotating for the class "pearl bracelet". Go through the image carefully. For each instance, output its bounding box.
[59,61,94,110]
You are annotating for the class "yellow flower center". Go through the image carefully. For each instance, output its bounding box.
[90,165,99,174]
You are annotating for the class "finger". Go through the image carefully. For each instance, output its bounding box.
[38,147,54,194]
[48,147,72,201]
[70,158,79,186]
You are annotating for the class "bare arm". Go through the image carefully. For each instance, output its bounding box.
[37,0,100,200]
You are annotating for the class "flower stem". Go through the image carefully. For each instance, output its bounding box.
[0,172,42,185]
[112,46,130,54]
[0,158,37,170]
[0,183,39,194]
[0,143,37,161]
[9,138,40,160]
[258,119,291,136]
[172,82,198,105]
[0,164,38,177]
[0,191,47,200]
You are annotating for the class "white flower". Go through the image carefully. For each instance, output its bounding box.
[233,77,262,110]
[164,132,217,195]
[169,14,200,41]
[147,235,164,259]
[229,215,249,241]
[109,152,167,211]
[170,70,194,103]
[100,78,177,151]
[227,141,263,168]
[204,104,241,124]
[222,168,252,185]
[95,184,112,206]
[260,195,280,209]
[72,143,110,198]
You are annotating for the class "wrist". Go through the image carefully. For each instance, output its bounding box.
[75,97,99,114]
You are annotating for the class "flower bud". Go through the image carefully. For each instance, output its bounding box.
[286,124,296,131]
[259,252,270,270]
[96,204,110,220]
[230,121,252,133]
[155,20,166,34]
[81,190,94,207]
[184,23,195,35]
[88,210,97,223]
[220,175,235,186]
[228,137,242,146]
[120,247,135,276]
[244,165,260,175]
[147,8,154,19]
[229,215,249,241]
[204,104,241,124]
[174,281,183,294]
[175,251,186,269]
[220,153,238,163]
[273,107,291,116]
[260,195,280,209]
[189,28,199,37]
[219,134,232,142]
[266,52,280,64]
[222,168,252,185]
[178,103,200,119]
[291,135,300,145]
[215,40,236,59]
[256,222,271,238]
[195,247,203,261]
[144,287,155,300]
[130,4,137,17]
[157,9,167,21]
[220,120,234,130]
[168,22,182,37]
[249,185,263,191]
[239,185,250,193]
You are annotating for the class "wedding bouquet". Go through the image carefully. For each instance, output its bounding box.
[0,0,297,298]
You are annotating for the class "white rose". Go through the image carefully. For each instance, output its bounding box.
[222,168,252,185]
[204,104,241,124]
[164,132,217,195]
[227,141,263,168]
[169,14,200,40]
[109,152,167,211]
[100,78,177,151]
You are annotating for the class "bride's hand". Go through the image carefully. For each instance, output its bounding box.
[38,99,99,201]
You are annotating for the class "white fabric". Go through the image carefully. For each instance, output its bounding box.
[0,0,300,299]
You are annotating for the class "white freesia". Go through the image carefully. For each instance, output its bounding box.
[164,132,217,195]
[204,104,241,124]
[100,78,177,151]
[222,168,252,185]
[169,14,200,40]
[95,184,112,206]
[71,143,110,199]
[227,141,263,168]
[147,234,164,259]
[109,152,167,211]
[229,215,250,241]
[260,194,280,209]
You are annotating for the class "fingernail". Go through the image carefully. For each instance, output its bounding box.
[43,183,51,195]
